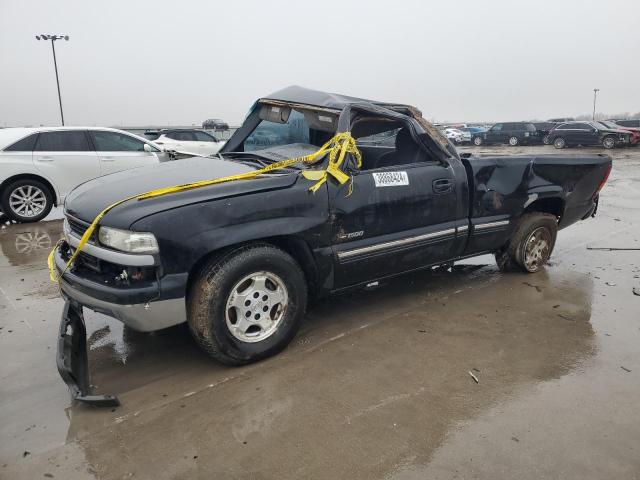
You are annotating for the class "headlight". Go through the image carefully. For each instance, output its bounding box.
[98,226,159,254]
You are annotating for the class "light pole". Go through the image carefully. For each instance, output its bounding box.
[592,88,600,121]
[35,34,69,125]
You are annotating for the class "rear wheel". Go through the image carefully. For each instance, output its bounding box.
[188,243,307,365]
[1,179,53,223]
[473,136,483,146]
[508,136,519,146]
[602,136,616,149]
[542,134,550,145]
[553,137,566,149]
[495,213,558,273]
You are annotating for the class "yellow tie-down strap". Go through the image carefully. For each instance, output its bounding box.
[48,132,362,283]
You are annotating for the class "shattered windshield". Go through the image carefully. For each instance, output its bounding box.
[244,109,311,152]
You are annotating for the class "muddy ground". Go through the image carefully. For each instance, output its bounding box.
[1,145,639,479]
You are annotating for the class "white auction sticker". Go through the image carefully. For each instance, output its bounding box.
[372,171,409,187]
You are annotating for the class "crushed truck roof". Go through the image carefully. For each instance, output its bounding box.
[261,85,410,112]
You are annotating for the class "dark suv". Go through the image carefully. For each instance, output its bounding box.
[202,118,229,130]
[610,119,640,128]
[547,121,631,149]
[472,122,539,146]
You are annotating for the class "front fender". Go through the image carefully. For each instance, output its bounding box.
[131,177,331,277]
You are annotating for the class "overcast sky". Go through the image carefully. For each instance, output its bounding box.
[1,0,638,127]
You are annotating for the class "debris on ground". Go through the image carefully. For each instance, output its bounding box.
[633,287,640,296]
[468,371,479,384]
[605,282,616,286]
[621,366,632,373]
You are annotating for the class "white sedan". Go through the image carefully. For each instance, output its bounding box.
[444,128,464,144]
[0,127,167,223]
[144,129,225,156]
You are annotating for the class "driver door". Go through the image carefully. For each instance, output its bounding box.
[487,123,504,143]
[577,124,599,145]
[89,130,160,175]
[192,131,222,155]
[329,127,461,288]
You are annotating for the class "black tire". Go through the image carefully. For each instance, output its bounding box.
[495,213,558,273]
[553,137,566,149]
[188,243,307,366]
[602,136,616,149]
[0,179,53,223]
[473,136,483,146]
[508,136,519,146]
[542,135,550,145]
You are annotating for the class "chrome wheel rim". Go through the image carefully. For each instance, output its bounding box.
[554,138,565,148]
[473,137,482,146]
[524,227,551,271]
[603,138,614,148]
[509,136,518,146]
[9,185,47,218]
[225,271,288,343]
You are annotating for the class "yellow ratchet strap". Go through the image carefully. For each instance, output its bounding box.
[48,132,362,283]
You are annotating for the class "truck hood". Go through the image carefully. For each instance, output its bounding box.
[65,155,298,228]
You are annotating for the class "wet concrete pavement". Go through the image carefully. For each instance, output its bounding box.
[1,146,639,479]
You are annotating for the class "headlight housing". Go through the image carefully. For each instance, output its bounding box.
[98,226,159,254]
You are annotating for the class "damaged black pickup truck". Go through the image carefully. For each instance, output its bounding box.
[52,86,611,406]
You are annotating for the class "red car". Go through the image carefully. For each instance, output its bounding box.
[601,120,640,145]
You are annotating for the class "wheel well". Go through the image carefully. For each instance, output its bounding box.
[186,236,319,299]
[524,197,564,219]
[0,174,58,205]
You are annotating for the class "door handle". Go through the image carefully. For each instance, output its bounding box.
[102,156,115,162]
[433,179,453,194]
[37,156,54,162]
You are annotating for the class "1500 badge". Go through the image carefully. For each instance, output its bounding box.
[372,171,409,187]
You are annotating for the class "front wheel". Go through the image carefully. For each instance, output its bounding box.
[495,213,558,273]
[188,243,307,365]
[473,136,483,146]
[553,137,566,149]
[1,179,53,223]
[602,136,616,149]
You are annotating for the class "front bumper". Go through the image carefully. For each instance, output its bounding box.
[53,242,186,332]
[57,300,120,407]
[53,241,186,408]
